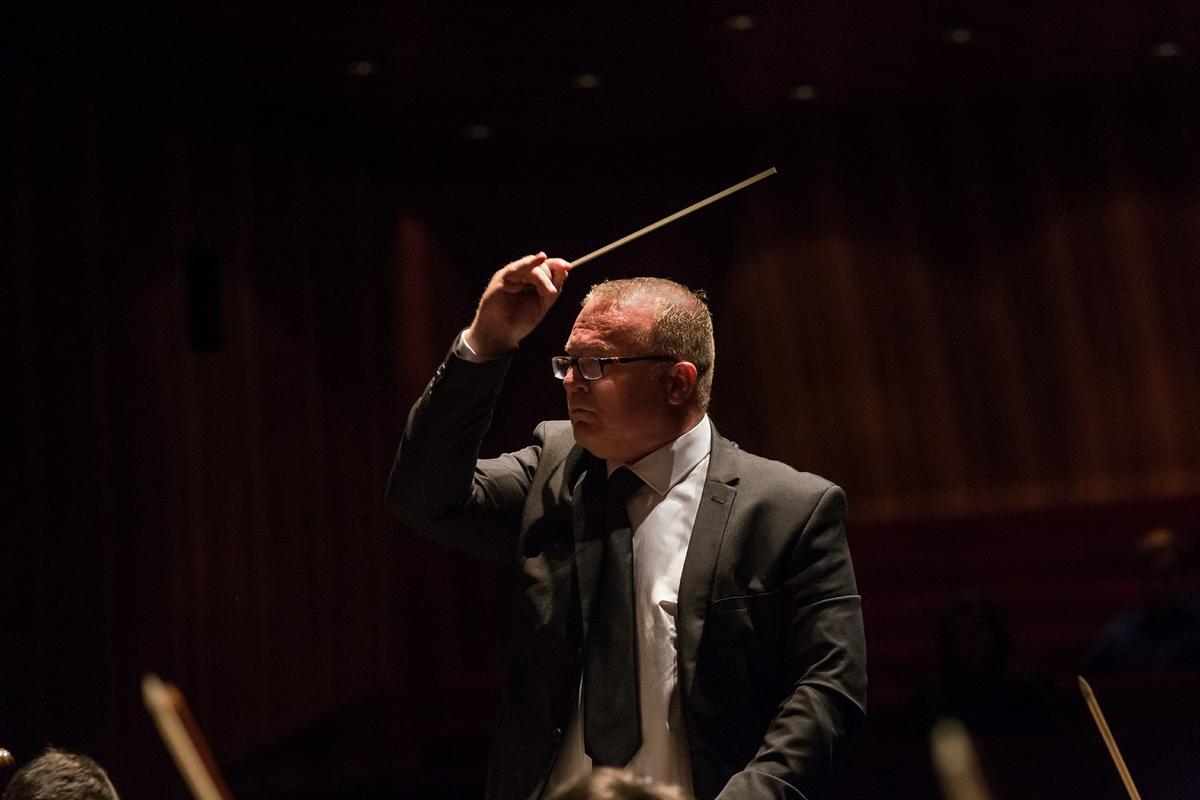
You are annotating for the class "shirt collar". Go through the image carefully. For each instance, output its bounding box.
[607,415,712,496]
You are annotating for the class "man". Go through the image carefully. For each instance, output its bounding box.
[1086,527,1200,673]
[3,748,120,800]
[387,253,866,800]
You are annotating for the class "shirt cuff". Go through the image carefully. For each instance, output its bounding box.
[454,329,492,363]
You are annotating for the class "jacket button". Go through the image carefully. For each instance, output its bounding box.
[551,727,563,745]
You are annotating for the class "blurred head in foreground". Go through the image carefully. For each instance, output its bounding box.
[549,767,692,800]
[3,748,119,800]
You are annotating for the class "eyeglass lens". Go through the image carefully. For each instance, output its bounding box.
[552,356,603,380]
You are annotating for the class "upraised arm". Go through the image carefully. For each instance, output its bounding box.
[386,252,571,561]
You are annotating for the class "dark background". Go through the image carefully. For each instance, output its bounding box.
[4,2,1200,798]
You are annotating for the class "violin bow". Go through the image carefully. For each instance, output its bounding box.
[142,673,234,800]
[1077,675,1143,800]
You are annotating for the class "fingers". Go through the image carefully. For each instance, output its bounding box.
[499,252,572,298]
[514,252,548,269]
[545,256,572,279]
[499,252,546,291]
[530,260,558,296]
[544,258,571,296]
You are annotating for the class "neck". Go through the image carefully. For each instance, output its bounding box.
[616,412,705,465]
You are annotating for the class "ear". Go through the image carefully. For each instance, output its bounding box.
[666,361,699,406]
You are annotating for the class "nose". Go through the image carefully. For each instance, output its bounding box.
[563,364,589,392]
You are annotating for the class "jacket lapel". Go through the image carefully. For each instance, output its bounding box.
[676,420,739,700]
[521,444,594,644]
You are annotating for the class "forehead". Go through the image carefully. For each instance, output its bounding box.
[566,299,653,352]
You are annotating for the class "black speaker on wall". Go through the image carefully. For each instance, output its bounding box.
[185,244,222,350]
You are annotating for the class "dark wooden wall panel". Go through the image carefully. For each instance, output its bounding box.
[718,96,1200,522]
[5,75,1199,798]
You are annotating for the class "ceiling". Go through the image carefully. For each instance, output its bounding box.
[8,2,1198,165]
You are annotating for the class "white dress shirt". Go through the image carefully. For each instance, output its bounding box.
[546,416,712,796]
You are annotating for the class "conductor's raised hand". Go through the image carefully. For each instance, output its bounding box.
[465,252,572,358]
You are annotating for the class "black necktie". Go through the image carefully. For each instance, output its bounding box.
[584,467,644,766]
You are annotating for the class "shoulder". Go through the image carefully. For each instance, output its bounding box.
[715,436,845,527]
[531,420,578,466]
[533,419,574,446]
[721,437,838,497]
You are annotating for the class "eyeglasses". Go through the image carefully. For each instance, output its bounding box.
[551,354,677,381]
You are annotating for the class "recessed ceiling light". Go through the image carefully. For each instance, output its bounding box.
[1152,41,1182,58]
[788,84,817,101]
[945,27,974,45]
[346,61,376,77]
[725,14,756,32]
[572,73,601,90]
[465,124,492,141]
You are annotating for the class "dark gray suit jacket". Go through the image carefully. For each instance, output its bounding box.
[386,348,867,800]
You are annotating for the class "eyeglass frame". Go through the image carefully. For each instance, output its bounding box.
[551,354,679,381]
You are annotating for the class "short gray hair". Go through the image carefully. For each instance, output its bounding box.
[582,277,715,412]
[4,748,119,800]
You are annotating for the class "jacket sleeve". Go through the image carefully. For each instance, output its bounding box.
[717,484,867,800]
[385,346,540,563]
